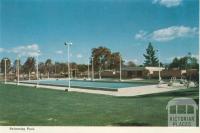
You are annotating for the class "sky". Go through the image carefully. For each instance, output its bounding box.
[0,0,199,65]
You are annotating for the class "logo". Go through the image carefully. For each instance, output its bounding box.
[166,97,198,127]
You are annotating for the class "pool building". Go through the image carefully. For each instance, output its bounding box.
[101,66,164,79]
[101,67,198,79]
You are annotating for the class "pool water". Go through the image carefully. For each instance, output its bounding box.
[22,79,151,89]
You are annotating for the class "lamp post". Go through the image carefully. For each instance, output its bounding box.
[64,42,72,90]
[4,58,8,84]
[99,57,103,80]
[91,56,94,81]
[88,58,90,79]
[36,54,39,88]
[119,55,122,81]
[17,56,20,85]
[157,49,161,82]
[187,52,192,82]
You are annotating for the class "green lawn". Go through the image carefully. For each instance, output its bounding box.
[0,83,199,126]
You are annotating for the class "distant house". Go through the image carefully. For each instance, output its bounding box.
[97,67,198,79]
[101,70,120,78]
[121,67,165,79]
[155,69,186,78]
[186,69,199,81]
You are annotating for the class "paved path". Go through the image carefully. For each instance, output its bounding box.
[6,82,186,97]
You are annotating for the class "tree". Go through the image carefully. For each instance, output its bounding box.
[169,56,199,70]
[169,57,179,69]
[189,57,199,69]
[77,64,88,72]
[91,47,112,78]
[143,42,159,66]
[0,57,11,73]
[59,63,68,73]
[45,59,53,78]
[23,57,36,79]
[13,59,22,77]
[110,52,121,70]
[179,57,188,69]
[54,62,67,74]
[13,59,21,70]
[38,62,45,74]
[126,61,136,67]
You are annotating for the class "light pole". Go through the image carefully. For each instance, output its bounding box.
[119,55,122,81]
[99,57,103,80]
[64,42,72,90]
[187,52,192,82]
[91,56,94,81]
[157,49,161,82]
[4,58,8,84]
[17,56,20,85]
[36,52,39,88]
[88,58,90,80]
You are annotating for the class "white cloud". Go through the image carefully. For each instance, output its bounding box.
[133,59,138,63]
[0,48,4,52]
[134,30,148,40]
[135,26,198,42]
[151,26,198,41]
[55,50,63,54]
[77,54,83,58]
[12,44,40,57]
[153,0,182,7]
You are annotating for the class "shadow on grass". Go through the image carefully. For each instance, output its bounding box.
[112,122,151,126]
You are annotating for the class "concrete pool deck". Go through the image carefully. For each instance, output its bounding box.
[6,82,187,97]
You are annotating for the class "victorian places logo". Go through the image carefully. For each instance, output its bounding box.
[166,97,198,127]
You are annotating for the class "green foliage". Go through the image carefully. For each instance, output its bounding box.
[13,59,21,70]
[77,64,88,72]
[143,42,159,66]
[91,46,112,71]
[91,47,122,71]
[169,56,199,69]
[23,57,36,73]
[110,52,121,70]
[126,61,136,67]
[38,62,46,74]
[0,57,11,73]
[45,59,53,73]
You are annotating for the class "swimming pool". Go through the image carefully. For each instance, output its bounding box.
[21,79,153,90]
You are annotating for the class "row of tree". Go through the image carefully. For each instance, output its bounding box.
[0,57,89,76]
[143,42,199,69]
[0,43,199,76]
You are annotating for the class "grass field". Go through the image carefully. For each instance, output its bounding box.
[0,83,199,126]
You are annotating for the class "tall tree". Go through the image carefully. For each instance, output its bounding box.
[77,64,88,72]
[169,57,179,69]
[169,56,199,70]
[13,59,21,71]
[110,52,121,70]
[13,59,22,76]
[189,57,199,69]
[54,62,67,74]
[45,59,53,78]
[38,62,45,74]
[91,47,111,78]
[179,57,188,69]
[143,42,159,66]
[23,57,36,79]
[0,57,11,73]
[126,61,136,67]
